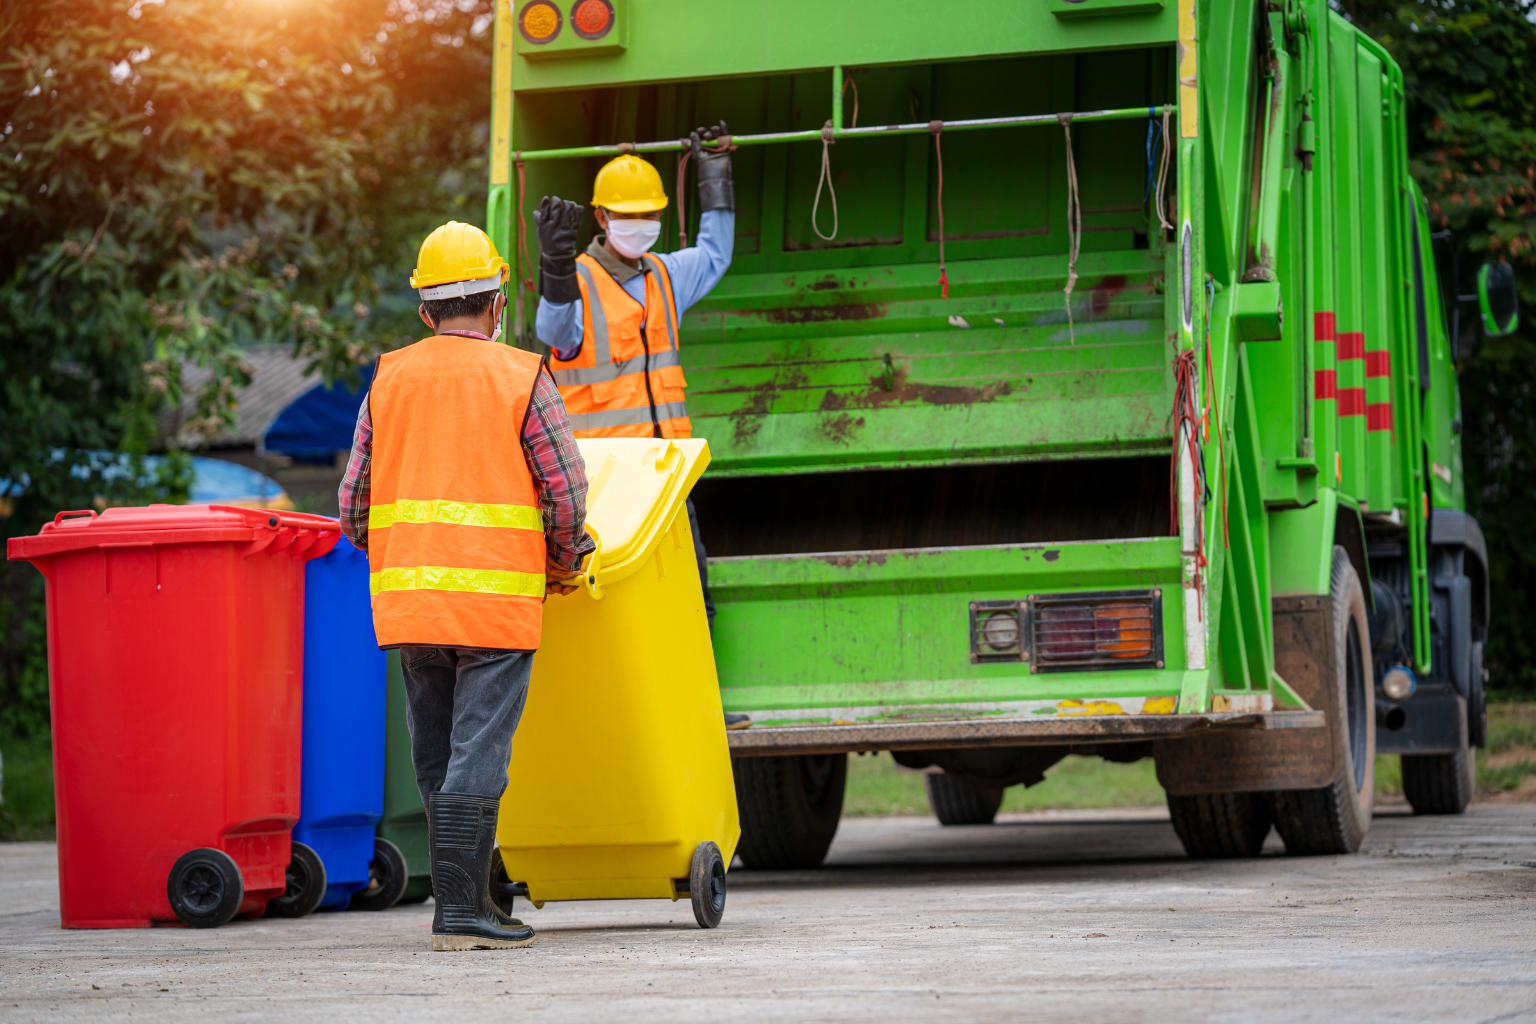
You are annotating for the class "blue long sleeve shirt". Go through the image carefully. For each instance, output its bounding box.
[535,209,734,360]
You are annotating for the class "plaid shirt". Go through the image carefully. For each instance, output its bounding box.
[338,353,595,577]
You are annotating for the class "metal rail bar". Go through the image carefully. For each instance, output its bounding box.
[513,103,1177,163]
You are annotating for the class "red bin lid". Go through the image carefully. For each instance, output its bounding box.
[7,505,341,562]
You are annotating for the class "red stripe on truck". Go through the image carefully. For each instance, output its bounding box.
[1367,402,1393,431]
[1365,350,1390,377]
[1338,387,1366,416]
[1314,369,1337,399]
[1314,311,1336,341]
[1337,331,1365,360]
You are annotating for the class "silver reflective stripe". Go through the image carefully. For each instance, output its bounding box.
[551,346,681,386]
[418,272,503,301]
[574,262,610,366]
[566,401,690,431]
[643,254,680,352]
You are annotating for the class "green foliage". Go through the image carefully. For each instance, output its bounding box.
[1345,0,1536,694]
[842,752,1164,817]
[0,733,56,840]
[0,0,493,736]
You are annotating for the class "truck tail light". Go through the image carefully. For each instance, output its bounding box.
[571,0,615,38]
[969,590,1163,671]
[1030,590,1162,672]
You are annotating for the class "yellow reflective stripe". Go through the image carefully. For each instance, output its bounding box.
[370,565,546,598]
[370,499,543,532]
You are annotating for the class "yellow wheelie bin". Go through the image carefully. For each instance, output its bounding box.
[496,437,739,928]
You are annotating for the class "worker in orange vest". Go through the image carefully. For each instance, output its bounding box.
[533,124,734,654]
[338,222,595,951]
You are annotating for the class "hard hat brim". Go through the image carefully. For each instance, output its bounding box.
[600,197,669,214]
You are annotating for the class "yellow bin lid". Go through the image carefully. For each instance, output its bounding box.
[576,438,710,593]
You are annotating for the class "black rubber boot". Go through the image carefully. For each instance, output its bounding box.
[428,792,535,951]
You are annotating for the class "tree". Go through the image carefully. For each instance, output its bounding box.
[0,0,492,736]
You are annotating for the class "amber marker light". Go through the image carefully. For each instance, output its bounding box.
[519,0,562,43]
[571,0,614,39]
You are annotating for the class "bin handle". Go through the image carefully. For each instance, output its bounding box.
[579,524,604,601]
[53,510,97,526]
[261,514,341,532]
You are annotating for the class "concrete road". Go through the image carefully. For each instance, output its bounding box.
[2,803,1533,1023]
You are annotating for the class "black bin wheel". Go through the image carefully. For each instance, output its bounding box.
[167,848,244,929]
[264,841,327,919]
[349,837,409,912]
[689,841,727,929]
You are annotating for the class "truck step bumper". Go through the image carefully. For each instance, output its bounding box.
[726,711,1325,757]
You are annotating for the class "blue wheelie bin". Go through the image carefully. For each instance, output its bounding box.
[265,533,401,917]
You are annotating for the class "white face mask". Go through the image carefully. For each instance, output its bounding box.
[606,218,661,258]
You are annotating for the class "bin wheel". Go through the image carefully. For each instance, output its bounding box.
[167,848,244,929]
[689,841,727,929]
[264,841,327,919]
[349,838,409,912]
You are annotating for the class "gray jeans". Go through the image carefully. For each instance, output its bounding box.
[399,646,533,804]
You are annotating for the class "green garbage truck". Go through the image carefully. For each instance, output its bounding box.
[485,0,1517,864]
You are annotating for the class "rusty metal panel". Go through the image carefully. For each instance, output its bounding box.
[728,710,1323,758]
[1154,595,1343,794]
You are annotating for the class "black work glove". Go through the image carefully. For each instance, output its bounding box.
[532,195,584,305]
[690,121,735,214]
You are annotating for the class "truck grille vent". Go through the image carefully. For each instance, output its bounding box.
[1029,590,1163,673]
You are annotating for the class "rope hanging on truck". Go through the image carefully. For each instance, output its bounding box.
[1059,114,1081,340]
[842,74,860,129]
[812,121,839,241]
[514,155,535,295]
[676,144,691,248]
[931,120,948,299]
[1155,107,1174,232]
[1171,347,1208,600]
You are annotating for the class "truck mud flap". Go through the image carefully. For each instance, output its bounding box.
[1156,595,1344,795]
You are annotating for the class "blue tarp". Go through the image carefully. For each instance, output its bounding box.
[187,457,288,506]
[2,453,288,508]
[262,365,373,461]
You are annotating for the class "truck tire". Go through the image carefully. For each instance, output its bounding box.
[1267,546,1376,856]
[1166,792,1271,858]
[732,754,846,869]
[1469,640,1488,749]
[924,773,1004,825]
[1402,746,1475,815]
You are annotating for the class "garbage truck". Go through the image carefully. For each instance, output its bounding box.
[487,0,1517,863]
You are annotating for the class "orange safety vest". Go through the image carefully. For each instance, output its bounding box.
[550,252,691,439]
[367,335,548,650]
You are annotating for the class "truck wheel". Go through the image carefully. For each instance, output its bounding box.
[924,773,1004,825]
[1166,792,1271,857]
[732,753,846,869]
[348,838,408,912]
[167,848,244,929]
[1468,640,1488,749]
[1402,742,1476,816]
[1268,546,1376,856]
[264,842,328,919]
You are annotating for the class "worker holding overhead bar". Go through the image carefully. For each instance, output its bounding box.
[339,221,595,951]
[534,122,736,659]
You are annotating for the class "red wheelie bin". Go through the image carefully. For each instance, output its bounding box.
[7,505,339,928]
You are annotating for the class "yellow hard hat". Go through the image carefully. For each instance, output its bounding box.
[410,221,509,297]
[592,154,668,213]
